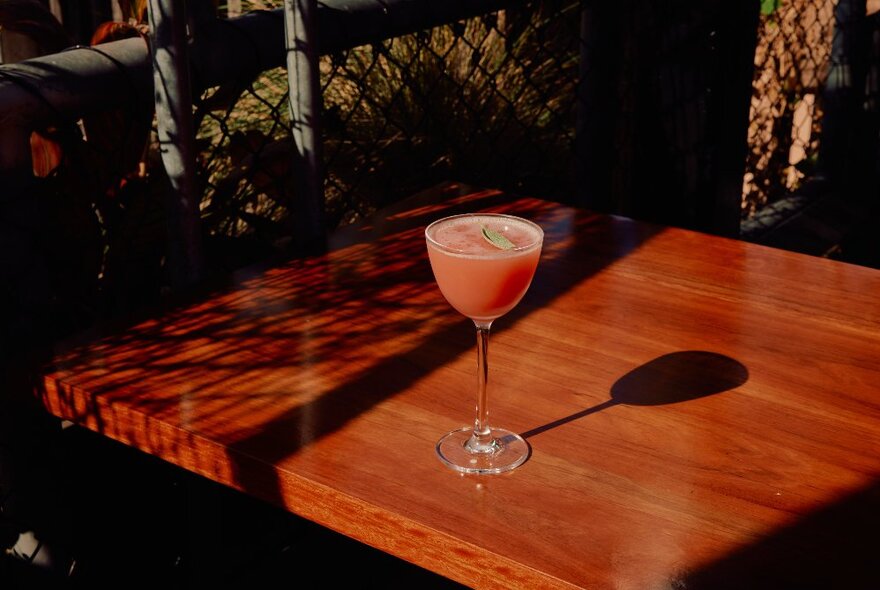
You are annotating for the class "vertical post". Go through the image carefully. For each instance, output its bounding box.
[574,1,619,213]
[702,0,760,237]
[870,14,880,196]
[111,0,124,22]
[284,0,325,245]
[821,0,868,191]
[48,0,64,23]
[147,0,203,287]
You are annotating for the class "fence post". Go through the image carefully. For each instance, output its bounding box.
[871,15,880,194]
[147,0,204,287]
[574,1,621,213]
[284,0,325,245]
[702,0,760,236]
[820,0,869,192]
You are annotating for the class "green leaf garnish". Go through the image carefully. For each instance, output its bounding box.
[481,225,515,250]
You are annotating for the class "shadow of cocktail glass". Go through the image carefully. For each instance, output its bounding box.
[521,351,748,439]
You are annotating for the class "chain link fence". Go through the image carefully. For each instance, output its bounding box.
[197,0,581,246]
[744,0,833,217]
[2,0,878,290]
[744,0,880,219]
[198,0,878,245]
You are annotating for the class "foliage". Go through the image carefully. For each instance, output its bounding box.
[197,1,581,245]
[760,0,783,16]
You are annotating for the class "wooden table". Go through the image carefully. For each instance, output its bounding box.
[38,183,880,589]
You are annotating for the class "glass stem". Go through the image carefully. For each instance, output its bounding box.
[467,320,497,454]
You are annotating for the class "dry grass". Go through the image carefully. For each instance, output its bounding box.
[197,3,579,241]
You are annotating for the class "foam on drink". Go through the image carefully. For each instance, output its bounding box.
[427,215,541,256]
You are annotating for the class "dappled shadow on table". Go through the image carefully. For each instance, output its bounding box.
[37,185,663,508]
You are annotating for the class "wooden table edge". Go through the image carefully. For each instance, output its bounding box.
[40,370,581,589]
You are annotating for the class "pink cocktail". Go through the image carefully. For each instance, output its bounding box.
[426,213,543,474]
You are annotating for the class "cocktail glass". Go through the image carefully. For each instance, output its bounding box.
[425,213,543,474]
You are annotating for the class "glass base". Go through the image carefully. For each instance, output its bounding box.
[436,427,531,474]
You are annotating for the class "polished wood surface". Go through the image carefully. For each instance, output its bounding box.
[39,183,880,589]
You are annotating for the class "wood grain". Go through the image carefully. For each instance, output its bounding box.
[39,182,880,589]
